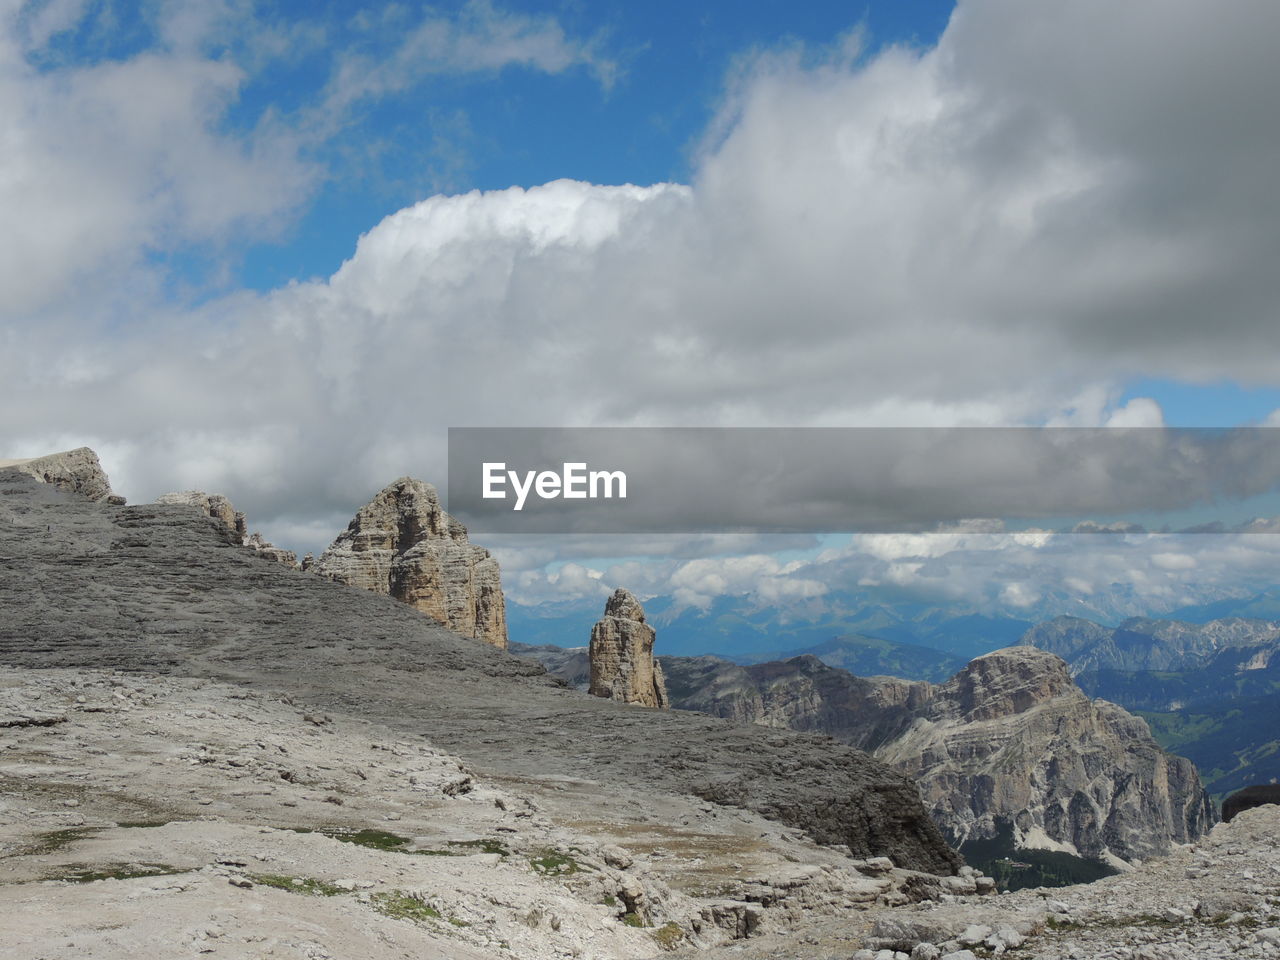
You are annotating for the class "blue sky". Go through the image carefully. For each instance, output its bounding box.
[47,1,957,292]
[5,0,1280,624]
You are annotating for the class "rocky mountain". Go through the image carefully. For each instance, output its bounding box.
[1021,614,1280,797]
[310,476,508,649]
[656,647,1215,879]
[588,589,669,708]
[156,490,297,566]
[0,458,960,881]
[850,804,1280,960]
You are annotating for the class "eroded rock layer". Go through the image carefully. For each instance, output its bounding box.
[313,477,507,649]
[155,490,297,567]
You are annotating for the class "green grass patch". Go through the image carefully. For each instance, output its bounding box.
[447,838,510,857]
[293,827,510,859]
[248,873,347,897]
[370,890,441,923]
[61,863,185,883]
[529,848,584,876]
[622,912,644,928]
[651,923,684,949]
[321,827,411,851]
[27,826,96,855]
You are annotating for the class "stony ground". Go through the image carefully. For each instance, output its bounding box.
[1,666,973,960]
[6,664,1278,960]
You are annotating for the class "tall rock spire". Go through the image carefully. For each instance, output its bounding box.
[589,588,668,708]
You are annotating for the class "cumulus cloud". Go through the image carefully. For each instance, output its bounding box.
[5,0,1280,593]
[0,3,315,321]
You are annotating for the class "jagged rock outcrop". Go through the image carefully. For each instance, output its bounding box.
[588,589,669,708]
[0,447,117,502]
[155,491,297,567]
[661,647,1215,865]
[155,491,247,540]
[313,477,507,649]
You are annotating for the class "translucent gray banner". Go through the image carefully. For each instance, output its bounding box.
[446,427,1280,534]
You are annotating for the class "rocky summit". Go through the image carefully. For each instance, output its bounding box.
[589,588,669,709]
[658,646,1215,870]
[0,446,118,503]
[310,476,508,649]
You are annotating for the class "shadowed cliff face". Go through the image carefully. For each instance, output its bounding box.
[0,468,961,876]
[312,477,508,650]
[658,647,1217,865]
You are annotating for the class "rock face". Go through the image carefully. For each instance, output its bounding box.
[312,477,507,650]
[661,647,1215,865]
[155,491,297,567]
[589,589,669,708]
[0,447,115,502]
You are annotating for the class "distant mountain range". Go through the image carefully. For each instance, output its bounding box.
[1020,614,1280,798]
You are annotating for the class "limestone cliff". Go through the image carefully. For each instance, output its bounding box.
[313,477,507,649]
[155,491,297,567]
[661,647,1214,865]
[0,447,117,503]
[589,589,669,708]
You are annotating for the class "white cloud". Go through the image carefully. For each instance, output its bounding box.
[5,0,1280,588]
[0,8,316,322]
[1105,397,1165,429]
[321,0,614,120]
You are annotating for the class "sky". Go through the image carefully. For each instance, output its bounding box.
[4,0,1280,630]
